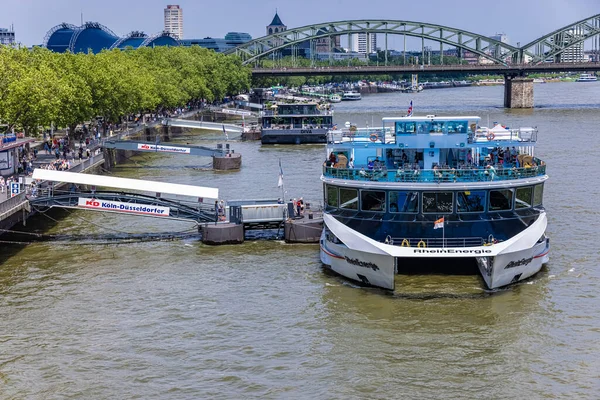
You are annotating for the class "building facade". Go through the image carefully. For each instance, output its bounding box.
[351,32,377,54]
[164,5,183,39]
[180,32,252,52]
[0,27,15,45]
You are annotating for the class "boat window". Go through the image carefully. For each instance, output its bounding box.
[422,192,454,213]
[489,189,513,211]
[339,188,358,210]
[326,185,338,207]
[515,186,533,209]
[457,190,486,213]
[447,120,468,133]
[395,122,416,134]
[416,121,430,134]
[430,121,445,133]
[361,190,386,212]
[533,184,544,206]
[389,191,419,213]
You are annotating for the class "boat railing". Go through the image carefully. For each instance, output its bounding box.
[262,110,331,117]
[387,237,486,248]
[264,124,330,130]
[323,158,546,182]
[328,127,393,144]
[470,127,538,143]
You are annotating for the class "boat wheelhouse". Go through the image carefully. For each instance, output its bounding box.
[320,115,550,290]
[260,102,333,144]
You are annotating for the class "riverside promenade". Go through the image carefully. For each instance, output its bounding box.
[0,109,200,232]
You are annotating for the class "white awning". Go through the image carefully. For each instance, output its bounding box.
[32,169,219,199]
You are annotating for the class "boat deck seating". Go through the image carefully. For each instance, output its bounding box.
[324,159,545,183]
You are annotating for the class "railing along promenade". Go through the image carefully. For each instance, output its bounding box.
[323,161,546,183]
[252,62,600,77]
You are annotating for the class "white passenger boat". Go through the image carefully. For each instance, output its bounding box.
[576,73,597,82]
[320,115,550,290]
[342,91,362,101]
[260,102,333,144]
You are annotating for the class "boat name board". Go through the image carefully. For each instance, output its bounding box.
[137,143,191,154]
[345,256,380,271]
[300,129,313,134]
[504,256,533,269]
[413,248,493,254]
[77,198,170,217]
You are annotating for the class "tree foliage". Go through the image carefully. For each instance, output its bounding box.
[0,45,251,134]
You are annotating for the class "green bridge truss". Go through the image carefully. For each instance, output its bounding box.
[226,15,600,66]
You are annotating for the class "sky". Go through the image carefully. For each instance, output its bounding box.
[1,0,599,48]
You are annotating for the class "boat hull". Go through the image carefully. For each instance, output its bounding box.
[320,213,549,291]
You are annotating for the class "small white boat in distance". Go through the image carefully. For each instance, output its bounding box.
[342,91,362,101]
[576,73,597,82]
[330,94,342,103]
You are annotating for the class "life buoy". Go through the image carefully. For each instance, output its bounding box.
[417,240,427,248]
[369,133,378,142]
[401,239,410,247]
[486,132,495,141]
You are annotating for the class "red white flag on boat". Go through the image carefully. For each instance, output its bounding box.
[407,100,413,117]
[434,217,444,229]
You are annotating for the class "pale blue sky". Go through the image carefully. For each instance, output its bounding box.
[2,0,598,47]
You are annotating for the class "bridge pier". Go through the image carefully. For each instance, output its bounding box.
[504,76,534,108]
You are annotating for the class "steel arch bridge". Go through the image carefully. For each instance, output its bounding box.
[226,15,600,66]
[517,13,600,64]
[227,20,519,66]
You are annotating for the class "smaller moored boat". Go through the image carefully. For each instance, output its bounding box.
[330,94,342,103]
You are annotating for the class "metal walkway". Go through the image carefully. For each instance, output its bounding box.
[163,118,243,133]
[30,191,217,223]
[103,140,229,157]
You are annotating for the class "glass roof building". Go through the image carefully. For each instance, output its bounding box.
[179,32,251,52]
[43,22,179,53]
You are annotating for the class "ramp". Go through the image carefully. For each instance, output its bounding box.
[31,169,219,200]
[163,118,243,133]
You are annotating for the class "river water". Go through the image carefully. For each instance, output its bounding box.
[1,82,599,399]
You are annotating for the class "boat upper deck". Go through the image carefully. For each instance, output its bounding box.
[262,102,332,117]
[323,160,546,184]
[324,115,545,184]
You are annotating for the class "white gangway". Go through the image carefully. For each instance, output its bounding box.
[31,169,219,200]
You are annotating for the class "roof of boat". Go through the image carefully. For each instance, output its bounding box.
[382,116,481,122]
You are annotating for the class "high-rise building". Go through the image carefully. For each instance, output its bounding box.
[556,28,584,62]
[352,32,377,54]
[164,5,183,39]
[0,26,16,45]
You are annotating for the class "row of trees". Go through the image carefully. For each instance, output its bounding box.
[0,46,251,135]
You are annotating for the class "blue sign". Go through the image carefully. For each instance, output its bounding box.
[10,182,19,197]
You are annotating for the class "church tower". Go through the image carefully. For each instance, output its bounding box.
[266,11,287,36]
[266,11,287,47]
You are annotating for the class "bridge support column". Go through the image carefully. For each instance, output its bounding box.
[504,76,534,108]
